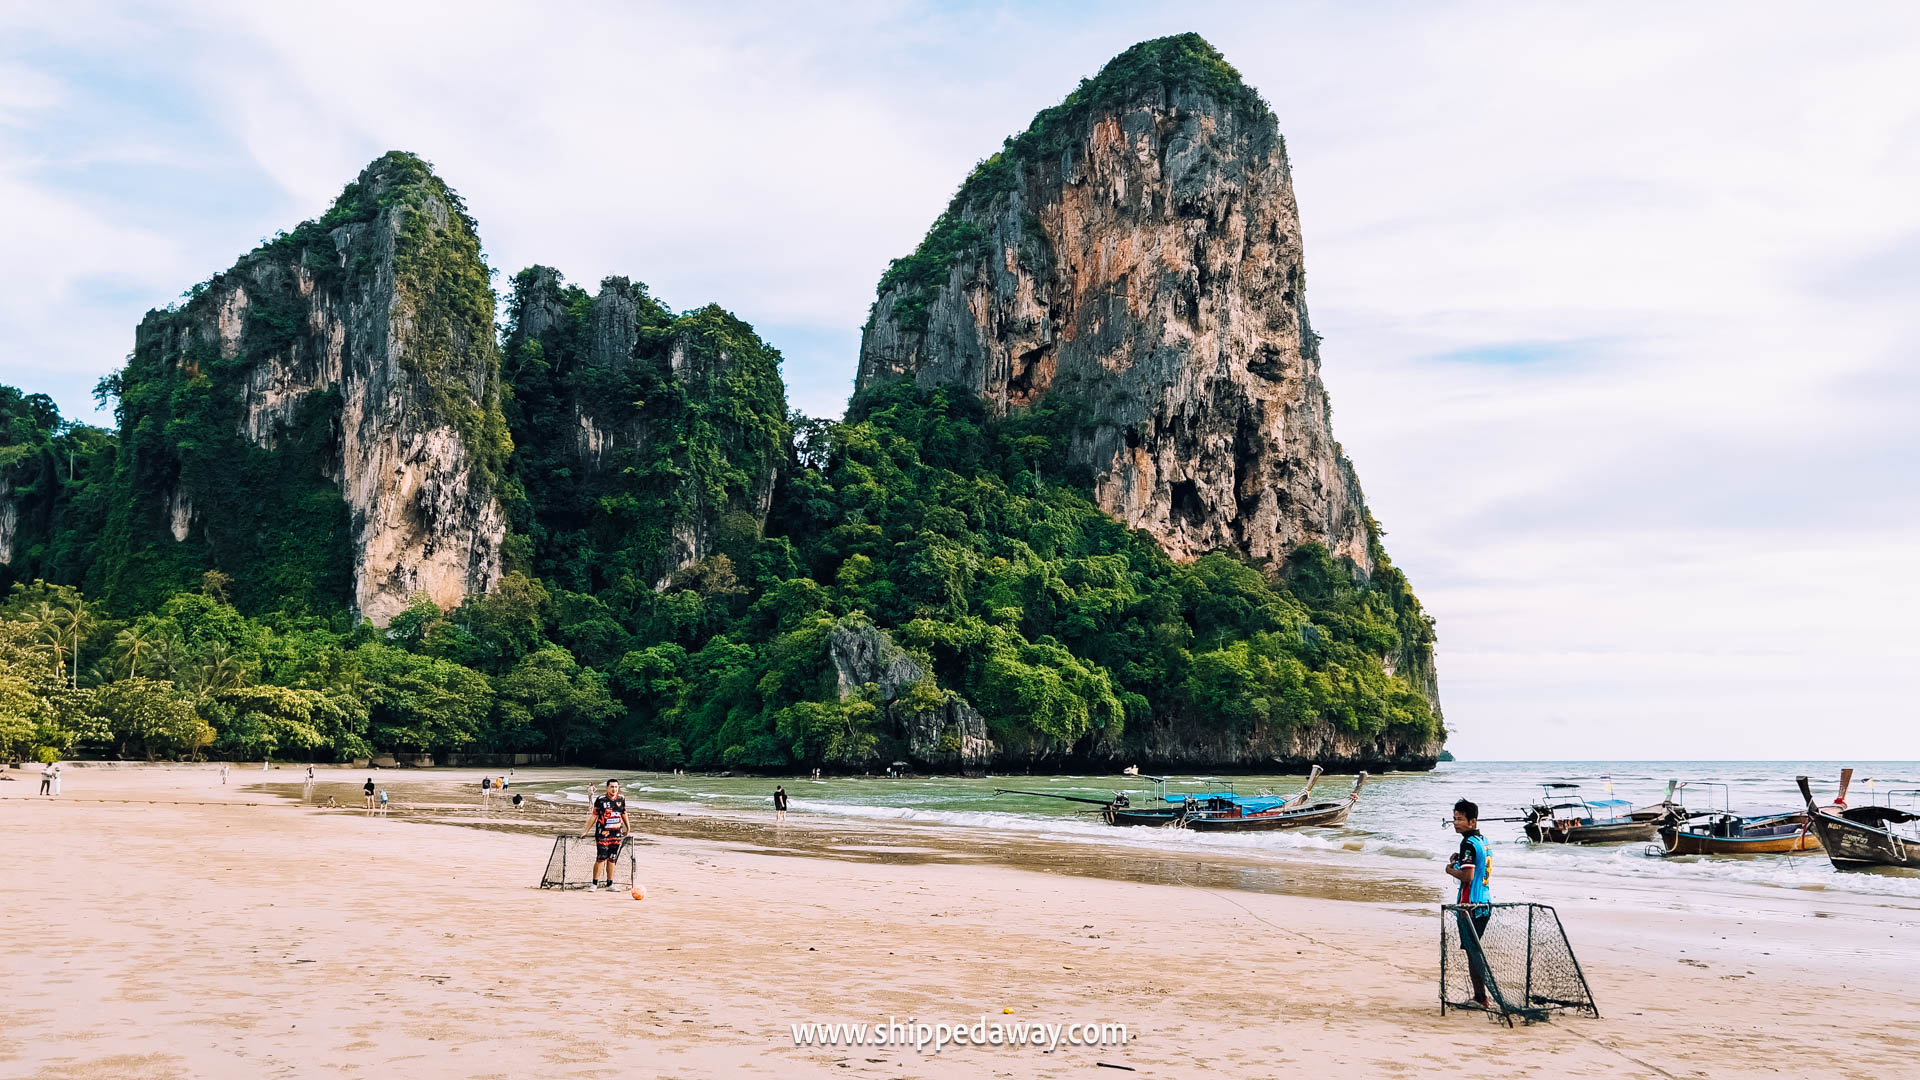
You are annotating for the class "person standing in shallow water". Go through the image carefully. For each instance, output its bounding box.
[773,785,788,823]
[363,777,376,810]
[1446,798,1493,1010]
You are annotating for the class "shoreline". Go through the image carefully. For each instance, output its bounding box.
[5,765,1918,1078]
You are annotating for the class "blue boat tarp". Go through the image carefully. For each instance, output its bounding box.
[1585,798,1633,822]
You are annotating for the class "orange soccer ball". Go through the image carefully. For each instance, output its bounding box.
[631,887,645,901]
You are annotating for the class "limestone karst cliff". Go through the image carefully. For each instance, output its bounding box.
[498,267,789,595]
[856,33,1441,743]
[0,38,1443,772]
[99,152,509,622]
[859,35,1371,575]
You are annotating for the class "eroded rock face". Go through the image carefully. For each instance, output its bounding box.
[0,478,16,565]
[1128,710,1443,772]
[858,64,1372,574]
[128,153,506,622]
[827,617,995,774]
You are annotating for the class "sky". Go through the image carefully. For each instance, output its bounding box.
[3,1,1917,759]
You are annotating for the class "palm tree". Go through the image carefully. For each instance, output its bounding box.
[26,601,70,686]
[110,624,157,680]
[52,597,88,689]
[147,632,187,683]
[192,641,250,700]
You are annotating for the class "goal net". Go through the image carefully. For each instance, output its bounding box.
[540,835,638,889]
[1441,902,1598,1024]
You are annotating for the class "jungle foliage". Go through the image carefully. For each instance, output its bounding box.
[0,140,1437,770]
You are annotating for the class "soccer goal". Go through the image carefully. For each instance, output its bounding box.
[1441,902,1599,1024]
[540,836,638,889]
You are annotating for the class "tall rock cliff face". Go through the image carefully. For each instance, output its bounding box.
[855,35,1441,744]
[858,35,1371,576]
[499,267,788,595]
[103,152,509,621]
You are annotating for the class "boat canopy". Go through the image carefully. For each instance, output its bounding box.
[1732,806,1803,820]
[1585,798,1633,821]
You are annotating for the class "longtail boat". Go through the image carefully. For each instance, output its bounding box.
[1523,781,1683,844]
[1657,781,1818,855]
[1180,772,1366,832]
[992,767,1323,828]
[1659,813,1820,855]
[1797,770,1920,870]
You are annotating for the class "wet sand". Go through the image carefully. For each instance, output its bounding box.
[4,765,1918,1078]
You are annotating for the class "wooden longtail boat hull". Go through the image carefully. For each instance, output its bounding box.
[1104,807,1180,827]
[1181,773,1367,832]
[1182,799,1354,831]
[1797,776,1920,870]
[1525,818,1660,844]
[1659,824,1821,855]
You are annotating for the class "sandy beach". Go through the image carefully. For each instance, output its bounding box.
[3,765,1918,1079]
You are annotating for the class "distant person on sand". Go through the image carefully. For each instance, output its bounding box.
[1446,798,1493,1010]
[773,785,788,823]
[511,792,523,809]
[220,764,229,785]
[51,761,60,795]
[377,789,389,815]
[582,780,628,890]
[363,777,376,810]
[39,762,53,795]
[481,775,492,807]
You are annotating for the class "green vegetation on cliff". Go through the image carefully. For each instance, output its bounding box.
[0,111,1437,770]
[1,375,1435,769]
[498,268,790,600]
[72,152,506,617]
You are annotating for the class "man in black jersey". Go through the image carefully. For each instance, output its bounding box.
[582,779,628,890]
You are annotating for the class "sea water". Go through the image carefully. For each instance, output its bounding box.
[534,761,1920,901]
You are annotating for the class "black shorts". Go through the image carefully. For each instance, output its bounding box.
[1456,906,1491,942]
[595,837,625,862]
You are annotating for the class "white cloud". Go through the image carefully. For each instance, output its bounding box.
[3,1,1916,756]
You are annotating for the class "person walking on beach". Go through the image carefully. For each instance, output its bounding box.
[377,788,389,815]
[363,777,376,810]
[481,774,492,808]
[51,761,61,795]
[220,764,229,786]
[1446,798,1493,1010]
[582,780,628,890]
[773,785,788,823]
[39,761,53,795]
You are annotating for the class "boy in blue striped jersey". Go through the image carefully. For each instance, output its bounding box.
[1446,798,1492,1009]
